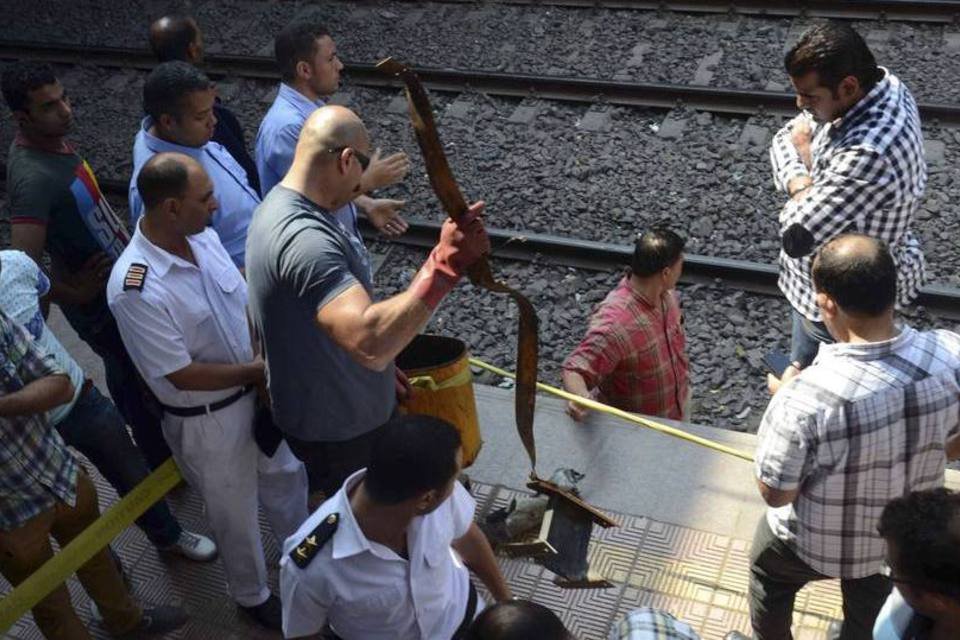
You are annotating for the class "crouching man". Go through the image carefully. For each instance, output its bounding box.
[280,414,512,639]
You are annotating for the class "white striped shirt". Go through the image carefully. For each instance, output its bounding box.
[770,69,927,322]
[756,326,960,578]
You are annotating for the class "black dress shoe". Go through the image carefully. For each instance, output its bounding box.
[240,594,282,630]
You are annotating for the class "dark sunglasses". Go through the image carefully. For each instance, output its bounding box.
[328,147,370,171]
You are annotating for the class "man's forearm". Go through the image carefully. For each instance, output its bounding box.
[166,361,263,392]
[354,194,374,213]
[0,374,73,417]
[338,291,432,371]
[452,523,512,602]
[562,370,591,398]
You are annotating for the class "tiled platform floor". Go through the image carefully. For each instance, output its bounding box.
[6,473,842,640]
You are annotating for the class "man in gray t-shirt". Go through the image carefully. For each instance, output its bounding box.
[246,105,489,496]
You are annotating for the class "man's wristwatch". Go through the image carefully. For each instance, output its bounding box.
[789,183,812,198]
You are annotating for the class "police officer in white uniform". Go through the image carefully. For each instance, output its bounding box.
[280,414,512,639]
[107,152,308,630]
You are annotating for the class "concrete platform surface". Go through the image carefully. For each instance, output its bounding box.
[5,312,959,639]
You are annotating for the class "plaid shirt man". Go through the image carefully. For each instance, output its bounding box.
[770,69,926,322]
[609,607,701,639]
[563,276,688,420]
[756,325,960,578]
[0,309,77,531]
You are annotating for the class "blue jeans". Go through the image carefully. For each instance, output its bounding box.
[59,300,172,470]
[56,385,182,547]
[789,310,834,369]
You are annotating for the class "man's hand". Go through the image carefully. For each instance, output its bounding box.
[566,398,589,422]
[365,198,409,237]
[395,368,412,403]
[409,202,490,310]
[790,119,813,170]
[767,364,801,395]
[65,252,113,305]
[360,149,410,192]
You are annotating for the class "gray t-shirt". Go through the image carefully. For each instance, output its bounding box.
[246,186,394,441]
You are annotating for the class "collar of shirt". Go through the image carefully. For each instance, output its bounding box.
[278,82,327,121]
[329,469,406,562]
[139,116,205,160]
[830,67,891,136]
[14,131,75,155]
[619,275,668,313]
[817,324,914,362]
[129,218,200,278]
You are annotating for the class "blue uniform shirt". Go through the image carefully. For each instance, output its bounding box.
[129,117,260,268]
[255,83,325,196]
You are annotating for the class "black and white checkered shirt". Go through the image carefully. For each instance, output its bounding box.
[770,69,927,322]
[755,326,960,578]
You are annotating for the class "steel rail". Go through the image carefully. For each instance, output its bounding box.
[426,0,960,23]
[1,165,955,318]
[4,41,960,125]
[358,218,960,320]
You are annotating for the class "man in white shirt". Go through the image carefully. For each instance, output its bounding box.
[280,414,512,639]
[107,152,308,630]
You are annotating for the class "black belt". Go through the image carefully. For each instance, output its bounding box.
[160,385,253,417]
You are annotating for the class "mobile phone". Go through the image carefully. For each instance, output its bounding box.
[763,351,792,378]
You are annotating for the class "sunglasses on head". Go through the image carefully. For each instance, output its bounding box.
[327,146,370,171]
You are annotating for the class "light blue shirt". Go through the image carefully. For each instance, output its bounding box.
[0,251,85,424]
[129,117,260,268]
[255,83,325,196]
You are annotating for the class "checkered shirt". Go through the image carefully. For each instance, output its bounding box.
[770,69,927,322]
[563,276,688,420]
[756,325,960,578]
[0,309,77,531]
[609,607,701,640]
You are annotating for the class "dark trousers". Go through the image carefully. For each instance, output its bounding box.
[748,517,891,640]
[789,309,834,369]
[56,385,182,547]
[63,307,172,470]
[286,422,391,498]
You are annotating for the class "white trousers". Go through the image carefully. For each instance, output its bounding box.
[162,393,308,606]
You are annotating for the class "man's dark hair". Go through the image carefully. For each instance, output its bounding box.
[149,15,200,63]
[812,234,896,316]
[1,62,58,112]
[364,415,461,505]
[143,61,213,122]
[878,489,960,598]
[785,22,882,94]
[137,153,191,210]
[274,21,331,83]
[465,601,574,640]
[631,227,685,277]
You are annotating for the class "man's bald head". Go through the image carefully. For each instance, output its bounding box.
[137,152,202,210]
[295,105,369,164]
[812,233,897,317]
[149,15,202,64]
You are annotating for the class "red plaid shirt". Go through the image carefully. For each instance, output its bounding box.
[563,276,688,419]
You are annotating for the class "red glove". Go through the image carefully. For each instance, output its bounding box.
[410,202,490,310]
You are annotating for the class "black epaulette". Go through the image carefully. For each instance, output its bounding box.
[289,513,339,569]
[122,263,148,292]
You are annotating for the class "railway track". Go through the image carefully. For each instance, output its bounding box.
[4,41,960,125]
[427,0,960,23]
[5,167,953,319]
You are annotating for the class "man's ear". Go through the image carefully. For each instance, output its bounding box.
[838,75,861,101]
[187,42,202,64]
[816,292,836,318]
[157,113,176,132]
[11,110,30,127]
[296,60,312,81]
[162,196,180,219]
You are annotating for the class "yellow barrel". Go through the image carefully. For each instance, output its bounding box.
[396,334,482,467]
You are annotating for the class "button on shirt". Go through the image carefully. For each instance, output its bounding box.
[106,223,253,409]
[756,325,960,578]
[770,69,927,322]
[0,309,76,531]
[255,83,325,196]
[563,276,689,419]
[129,117,261,268]
[280,469,479,640]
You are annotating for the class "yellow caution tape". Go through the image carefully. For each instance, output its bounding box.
[468,357,755,463]
[407,367,473,392]
[0,458,182,633]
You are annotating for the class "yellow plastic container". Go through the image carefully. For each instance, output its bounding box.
[396,334,482,467]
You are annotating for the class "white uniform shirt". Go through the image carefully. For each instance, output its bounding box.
[280,469,480,640]
[106,222,253,408]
